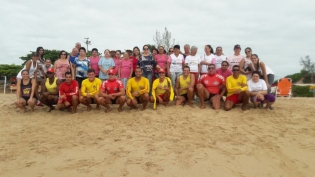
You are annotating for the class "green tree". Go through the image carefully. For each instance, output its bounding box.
[20,49,62,65]
[0,64,23,79]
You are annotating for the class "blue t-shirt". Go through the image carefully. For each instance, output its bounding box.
[74,57,90,78]
[98,57,115,79]
[69,54,79,64]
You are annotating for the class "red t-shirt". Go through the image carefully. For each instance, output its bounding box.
[59,80,79,96]
[130,56,138,71]
[199,73,225,94]
[100,79,124,94]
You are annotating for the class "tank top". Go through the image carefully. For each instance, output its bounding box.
[156,79,169,95]
[251,61,274,76]
[45,77,58,92]
[179,74,191,95]
[244,57,252,80]
[17,60,37,79]
[20,79,32,99]
[56,59,70,79]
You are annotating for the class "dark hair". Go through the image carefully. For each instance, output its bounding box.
[183,66,190,70]
[21,69,29,74]
[79,47,86,52]
[59,50,68,58]
[252,54,260,72]
[208,64,216,68]
[91,48,98,52]
[221,61,229,65]
[65,71,72,76]
[233,65,240,69]
[87,68,95,73]
[104,49,110,53]
[135,66,142,71]
[205,45,214,54]
[252,71,261,76]
[216,46,222,50]
[152,49,158,54]
[174,45,180,50]
[45,59,51,62]
[245,47,252,52]
[36,46,44,60]
[116,50,121,54]
[31,52,39,57]
[133,46,140,57]
[143,44,149,50]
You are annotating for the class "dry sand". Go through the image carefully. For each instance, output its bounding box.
[0,93,314,177]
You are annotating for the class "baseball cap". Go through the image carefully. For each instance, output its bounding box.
[234,44,241,49]
[108,69,116,75]
[47,68,54,73]
[159,68,166,73]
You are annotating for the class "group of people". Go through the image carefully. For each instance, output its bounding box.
[14,43,276,113]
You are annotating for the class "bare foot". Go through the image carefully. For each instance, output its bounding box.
[86,105,92,111]
[48,106,55,112]
[105,107,112,113]
[141,107,146,111]
[30,107,34,112]
[21,108,26,113]
[118,107,123,112]
[95,105,100,110]
[65,101,70,107]
[165,102,169,107]
[188,103,194,108]
[199,105,205,109]
[241,105,247,111]
[67,107,73,113]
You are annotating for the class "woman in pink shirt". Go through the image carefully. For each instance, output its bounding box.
[216,61,232,80]
[54,50,71,81]
[154,46,168,78]
[113,50,121,78]
[239,47,254,80]
[119,52,133,89]
[89,48,100,77]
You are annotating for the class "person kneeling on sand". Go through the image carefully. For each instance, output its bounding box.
[126,67,150,111]
[38,68,61,112]
[175,66,195,107]
[96,69,126,113]
[57,72,79,114]
[15,70,37,113]
[224,65,249,111]
[248,71,276,109]
[79,69,102,111]
[197,64,226,109]
[150,68,174,109]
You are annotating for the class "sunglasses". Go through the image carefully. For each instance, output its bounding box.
[208,67,215,70]
[221,65,228,66]
[143,48,149,50]
[232,69,240,71]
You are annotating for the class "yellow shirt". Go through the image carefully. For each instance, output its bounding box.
[45,77,58,92]
[81,78,102,98]
[151,77,174,109]
[155,79,169,95]
[179,74,191,95]
[126,77,149,100]
[226,75,248,97]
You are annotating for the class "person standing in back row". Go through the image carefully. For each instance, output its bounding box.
[227,44,245,71]
[72,47,91,88]
[98,49,115,81]
[200,45,216,75]
[167,45,185,87]
[212,46,227,69]
[89,48,100,78]
[185,46,201,91]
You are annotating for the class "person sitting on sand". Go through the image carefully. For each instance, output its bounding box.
[15,70,37,113]
[57,72,79,114]
[38,68,61,112]
[248,71,276,109]
[126,67,150,111]
[224,65,249,111]
[150,68,174,109]
[197,64,225,109]
[96,69,126,113]
[175,66,195,107]
[79,69,102,111]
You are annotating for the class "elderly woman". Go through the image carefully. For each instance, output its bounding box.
[15,70,37,112]
[247,71,276,110]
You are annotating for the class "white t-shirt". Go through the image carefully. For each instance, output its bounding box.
[212,55,227,69]
[227,54,244,70]
[248,79,267,92]
[185,55,200,73]
[200,54,216,73]
[168,54,184,72]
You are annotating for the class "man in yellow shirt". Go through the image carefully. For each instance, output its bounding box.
[126,67,150,110]
[224,65,249,111]
[80,69,102,111]
[150,69,174,109]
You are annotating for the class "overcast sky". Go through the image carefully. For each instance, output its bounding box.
[0,0,314,78]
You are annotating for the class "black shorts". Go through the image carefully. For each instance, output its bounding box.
[205,93,216,101]
[110,97,118,104]
[76,77,87,88]
[135,96,141,103]
[181,93,188,100]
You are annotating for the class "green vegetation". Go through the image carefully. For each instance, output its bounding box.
[0,64,23,79]
[292,85,314,97]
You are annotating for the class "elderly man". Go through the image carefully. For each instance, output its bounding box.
[75,42,81,50]
[68,48,79,64]
[183,44,190,60]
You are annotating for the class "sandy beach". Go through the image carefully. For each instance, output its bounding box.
[0,93,314,177]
